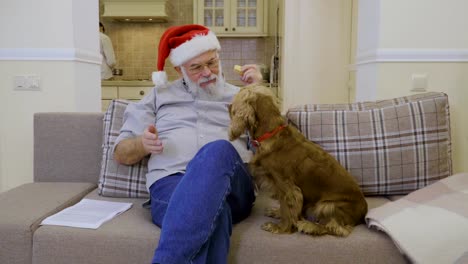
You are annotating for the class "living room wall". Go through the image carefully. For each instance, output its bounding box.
[1,0,467,192]
[280,0,468,173]
[355,0,468,173]
[0,0,100,192]
[281,0,353,109]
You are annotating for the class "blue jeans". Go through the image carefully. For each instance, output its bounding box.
[149,140,255,264]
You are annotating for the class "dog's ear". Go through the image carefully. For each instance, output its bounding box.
[228,89,257,141]
[237,88,257,129]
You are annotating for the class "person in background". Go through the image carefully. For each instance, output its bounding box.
[99,22,116,80]
[113,24,263,264]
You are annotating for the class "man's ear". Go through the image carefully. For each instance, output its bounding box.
[174,66,183,77]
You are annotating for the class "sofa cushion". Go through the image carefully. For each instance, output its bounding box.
[32,190,406,264]
[98,99,149,198]
[286,92,452,195]
[33,190,157,264]
[229,194,406,263]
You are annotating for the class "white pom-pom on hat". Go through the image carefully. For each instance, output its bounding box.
[152,71,168,88]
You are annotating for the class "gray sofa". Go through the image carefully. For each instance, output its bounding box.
[2,90,453,263]
[7,88,456,264]
[0,111,411,264]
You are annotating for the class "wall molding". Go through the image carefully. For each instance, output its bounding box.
[355,49,468,66]
[0,48,101,65]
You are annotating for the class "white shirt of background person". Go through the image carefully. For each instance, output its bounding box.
[99,22,116,80]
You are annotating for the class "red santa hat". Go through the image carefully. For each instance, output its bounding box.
[152,24,221,87]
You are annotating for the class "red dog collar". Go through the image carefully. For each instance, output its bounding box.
[252,125,288,147]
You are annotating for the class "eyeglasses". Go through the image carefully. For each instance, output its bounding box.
[186,58,220,75]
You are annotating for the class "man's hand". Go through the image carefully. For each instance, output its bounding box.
[240,64,263,85]
[142,125,164,155]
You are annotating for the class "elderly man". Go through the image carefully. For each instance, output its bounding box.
[113,24,262,264]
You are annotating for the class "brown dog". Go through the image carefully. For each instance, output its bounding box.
[228,85,368,237]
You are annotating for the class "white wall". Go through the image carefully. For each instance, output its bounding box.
[281,0,353,111]
[280,0,468,173]
[379,0,468,49]
[0,0,101,192]
[355,0,468,173]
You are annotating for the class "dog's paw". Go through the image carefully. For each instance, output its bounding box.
[324,220,353,237]
[261,222,283,234]
[264,207,281,219]
[296,220,328,236]
[261,222,294,234]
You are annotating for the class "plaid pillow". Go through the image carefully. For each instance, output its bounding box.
[286,92,452,195]
[98,99,149,198]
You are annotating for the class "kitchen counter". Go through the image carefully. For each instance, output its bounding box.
[101,80,154,87]
[100,81,154,112]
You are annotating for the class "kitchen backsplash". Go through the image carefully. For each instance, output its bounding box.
[101,0,274,83]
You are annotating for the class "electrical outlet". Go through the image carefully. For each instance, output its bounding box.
[14,75,41,91]
[411,74,428,92]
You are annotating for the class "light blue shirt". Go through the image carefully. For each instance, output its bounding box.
[115,79,252,191]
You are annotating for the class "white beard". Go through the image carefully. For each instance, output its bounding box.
[181,65,226,101]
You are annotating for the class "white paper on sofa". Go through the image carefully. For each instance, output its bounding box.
[365,173,468,264]
[41,199,133,229]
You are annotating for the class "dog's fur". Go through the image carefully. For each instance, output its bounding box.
[228,85,368,237]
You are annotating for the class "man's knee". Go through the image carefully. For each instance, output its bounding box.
[204,139,233,150]
[201,140,238,157]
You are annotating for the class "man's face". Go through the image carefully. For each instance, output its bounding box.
[179,50,220,88]
[177,50,225,101]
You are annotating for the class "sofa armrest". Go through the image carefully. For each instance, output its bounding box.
[34,112,104,183]
[0,182,96,264]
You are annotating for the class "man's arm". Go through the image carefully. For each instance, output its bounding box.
[113,136,148,165]
[113,125,163,165]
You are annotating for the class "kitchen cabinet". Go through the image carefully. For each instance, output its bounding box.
[101,81,154,112]
[193,0,268,37]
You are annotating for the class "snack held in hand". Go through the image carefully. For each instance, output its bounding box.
[234,65,243,75]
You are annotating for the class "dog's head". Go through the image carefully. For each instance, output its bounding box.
[228,84,282,141]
